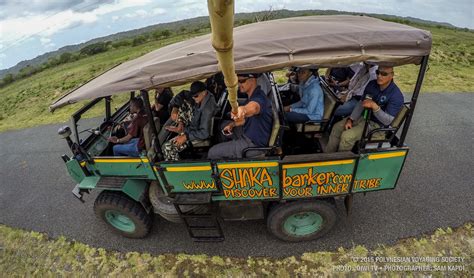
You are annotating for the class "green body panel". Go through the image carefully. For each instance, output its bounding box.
[353,149,408,192]
[159,162,217,193]
[122,179,148,202]
[86,157,155,179]
[78,176,100,189]
[76,174,147,202]
[213,160,280,201]
[281,159,356,199]
[66,159,87,183]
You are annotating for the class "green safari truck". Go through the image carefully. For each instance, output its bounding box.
[51,15,432,242]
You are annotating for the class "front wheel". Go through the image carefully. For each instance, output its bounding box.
[94,191,152,238]
[267,200,337,242]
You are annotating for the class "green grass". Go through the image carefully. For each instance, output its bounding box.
[0,23,473,133]
[0,223,472,276]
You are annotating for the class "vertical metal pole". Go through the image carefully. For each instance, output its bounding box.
[398,55,429,146]
[140,90,164,161]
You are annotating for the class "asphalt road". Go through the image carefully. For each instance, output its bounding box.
[1,93,473,258]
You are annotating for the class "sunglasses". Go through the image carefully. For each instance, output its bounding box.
[192,93,201,98]
[376,70,393,77]
[238,78,249,84]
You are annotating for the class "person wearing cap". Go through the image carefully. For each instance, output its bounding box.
[207,73,273,159]
[163,81,217,160]
[326,66,404,152]
[283,67,324,124]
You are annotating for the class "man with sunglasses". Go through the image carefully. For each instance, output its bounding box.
[208,73,273,159]
[326,66,404,152]
[163,81,217,160]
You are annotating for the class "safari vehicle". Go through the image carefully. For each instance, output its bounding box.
[51,12,431,242]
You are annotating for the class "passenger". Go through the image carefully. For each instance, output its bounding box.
[325,67,354,92]
[334,63,378,117]
[326,66,404,152]
[283,67,324,124]
[205,72,226,101]
[157,89,195,144]
[207,73,273,159]
[279,67,300,106]
[151,87,173,125]
[163,81,217,161]
[108,97,148,157]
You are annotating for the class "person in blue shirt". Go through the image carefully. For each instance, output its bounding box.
[208,73,273,159]
[326,66,404,152]
[283,67,324,124]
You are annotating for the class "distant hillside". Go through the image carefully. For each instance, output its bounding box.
[0,9,462,78]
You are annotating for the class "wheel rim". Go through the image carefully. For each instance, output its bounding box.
[283,211,323,236]
[105,210,136,232]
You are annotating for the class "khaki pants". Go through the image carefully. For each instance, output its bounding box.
[326,118,384,152]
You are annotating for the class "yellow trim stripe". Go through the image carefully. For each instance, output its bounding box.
[368,151,407,160]
[94,158,149,163]
[283,160,354,169]
[165,166,212,172]
[218,162,279,169]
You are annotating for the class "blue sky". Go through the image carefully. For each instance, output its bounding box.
[0,0,472,70]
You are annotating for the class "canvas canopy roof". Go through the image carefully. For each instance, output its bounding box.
[50,15,432,111]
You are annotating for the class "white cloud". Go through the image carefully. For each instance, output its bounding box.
[152,8,166,15]
[40,37,55,48]
[0,0,152,50]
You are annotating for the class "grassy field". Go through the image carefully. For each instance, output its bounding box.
[0,23,473,133]
[0,223,472,276]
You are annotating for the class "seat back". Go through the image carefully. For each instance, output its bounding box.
[321,86,338,122]
[391,104,410,128]
[268,97,281,147]
[143,117,161,151]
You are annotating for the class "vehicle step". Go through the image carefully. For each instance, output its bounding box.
[173,192,212,205]
[96,177,126,189]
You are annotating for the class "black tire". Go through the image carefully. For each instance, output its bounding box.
[148,181,207,223]
[267,200,337,242]
[94,191,152,238]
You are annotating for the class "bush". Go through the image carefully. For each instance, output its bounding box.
[80,42,109,56]
[132,35,147,46]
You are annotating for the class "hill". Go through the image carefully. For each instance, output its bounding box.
[0,9,463,79]
[0,13,473,132]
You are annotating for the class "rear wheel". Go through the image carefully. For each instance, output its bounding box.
[148,181,207,223]
[267,200,337,242]
[94,191,152,238]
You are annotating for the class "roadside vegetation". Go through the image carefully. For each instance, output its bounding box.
[0,17,473,133]
[1,223,471,276]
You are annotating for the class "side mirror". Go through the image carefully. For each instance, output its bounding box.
[58,126,72,139]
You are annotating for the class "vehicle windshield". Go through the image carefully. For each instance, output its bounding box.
[75,98,107,144]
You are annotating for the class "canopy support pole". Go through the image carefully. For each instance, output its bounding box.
[207,0,238,115]
[140,90,163,161]
[398,55,429,146]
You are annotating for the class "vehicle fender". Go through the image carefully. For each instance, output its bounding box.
[66,159,86,184]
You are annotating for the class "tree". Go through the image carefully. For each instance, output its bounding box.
[2,73,14,85]
[59,52,73,64]
[132,35,147,46]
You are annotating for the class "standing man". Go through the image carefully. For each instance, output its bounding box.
[283,67,324,123]
[208,73,273,159]
[326,66,404,152]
